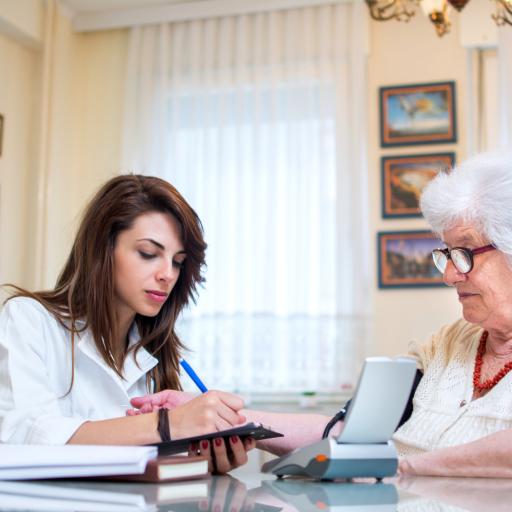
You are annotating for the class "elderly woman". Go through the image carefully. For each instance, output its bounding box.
[130,152,512,478]
[394,151,512,477]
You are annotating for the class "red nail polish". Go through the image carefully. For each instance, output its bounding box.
[231,435,238,444]
[201,440,209,449]
[190,442,198,451]
[214,437,222,447]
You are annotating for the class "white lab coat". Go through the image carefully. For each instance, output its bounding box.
[0,297,158,444]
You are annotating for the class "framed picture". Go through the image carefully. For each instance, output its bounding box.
[381,152,455,218]
[377,230,445,289]
[379,81,457,147]
[0,114,3,157]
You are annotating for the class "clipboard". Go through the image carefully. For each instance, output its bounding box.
[153,422,283,456]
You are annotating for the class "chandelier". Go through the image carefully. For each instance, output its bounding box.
[365,0,512,37]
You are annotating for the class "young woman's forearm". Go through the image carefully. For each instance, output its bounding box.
[69,391,246,446]
[68,411,160,445]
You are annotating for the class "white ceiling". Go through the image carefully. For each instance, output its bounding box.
[61,0,205,14]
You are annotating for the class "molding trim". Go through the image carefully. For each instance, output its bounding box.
[0,18,42,49]
[72,0,350,32]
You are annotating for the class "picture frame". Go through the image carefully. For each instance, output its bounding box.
[0,114,3,157]
[379,81,457,147]
[381,152,455,218]
[377,230,445,289]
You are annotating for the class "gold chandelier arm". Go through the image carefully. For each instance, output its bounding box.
[365,0,512,30]
[365,0,420,22]
[493,0,512,26]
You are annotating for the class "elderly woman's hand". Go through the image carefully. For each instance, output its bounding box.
[398,457,417,476]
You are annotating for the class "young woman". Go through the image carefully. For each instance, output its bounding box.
[0,175,252,473]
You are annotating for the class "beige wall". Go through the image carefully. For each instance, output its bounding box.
[0,0,43,47]
[368,14,466,356]
[39,8,128,288]
[0,31,39,293]
[0,3,496,357]
[0,4,128,291]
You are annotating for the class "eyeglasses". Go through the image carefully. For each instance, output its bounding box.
[432,244,496,274]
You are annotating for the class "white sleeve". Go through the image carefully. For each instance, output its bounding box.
[0,298,86,444]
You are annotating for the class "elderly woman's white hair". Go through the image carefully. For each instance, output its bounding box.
[420,152,512,257]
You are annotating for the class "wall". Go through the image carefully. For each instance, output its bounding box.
[0,3,128,291]
[0,31,39,294]
[367,12,466,357]
[39,9,128,288]
[0,0,43,47]
[77,29,127,195]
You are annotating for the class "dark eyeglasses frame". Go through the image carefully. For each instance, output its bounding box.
[432,244,496,274]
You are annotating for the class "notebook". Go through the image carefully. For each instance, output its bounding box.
[0,445,157,480]
[154,422,283,456]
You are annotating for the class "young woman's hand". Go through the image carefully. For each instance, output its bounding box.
[190,436,256,474]
[167,391,247,437]
[126,389,195,415]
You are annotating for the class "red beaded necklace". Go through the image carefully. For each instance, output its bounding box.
[473,330,512,393]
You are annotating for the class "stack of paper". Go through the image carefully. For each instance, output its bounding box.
[0,444,157,480]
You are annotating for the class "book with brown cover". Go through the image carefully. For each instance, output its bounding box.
[100,455,209,483]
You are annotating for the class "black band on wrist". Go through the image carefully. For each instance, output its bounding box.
[157,408,171,443]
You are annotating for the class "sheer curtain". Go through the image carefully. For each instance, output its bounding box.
[122,2,370,394]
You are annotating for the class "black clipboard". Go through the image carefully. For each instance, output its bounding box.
[153,422,283,456]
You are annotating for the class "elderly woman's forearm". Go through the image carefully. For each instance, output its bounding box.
[401,429,512,478]
[241,409,342,455]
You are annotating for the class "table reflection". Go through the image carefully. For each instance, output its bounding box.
[0,476,254,512]
[259,478,398,511]
[0,476,399,512]
[1,473,511,511]
[397,475,512,512]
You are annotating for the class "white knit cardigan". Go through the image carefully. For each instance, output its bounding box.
[393,319,512,456]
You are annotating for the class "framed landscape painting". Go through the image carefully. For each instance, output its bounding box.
[381,152,455,218]
[377,230,445,289]
[379,81,457,147]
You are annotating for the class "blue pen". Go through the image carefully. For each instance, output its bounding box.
[180,359,208,393]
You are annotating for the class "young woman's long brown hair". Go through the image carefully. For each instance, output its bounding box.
[8,175,207,393]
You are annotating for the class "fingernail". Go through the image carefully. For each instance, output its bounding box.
[201,440,209,450]
[190,442,198,451]
[214,437,222,447]
[230,435,238,444]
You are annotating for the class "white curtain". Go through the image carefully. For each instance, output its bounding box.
[122,2,370,394]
